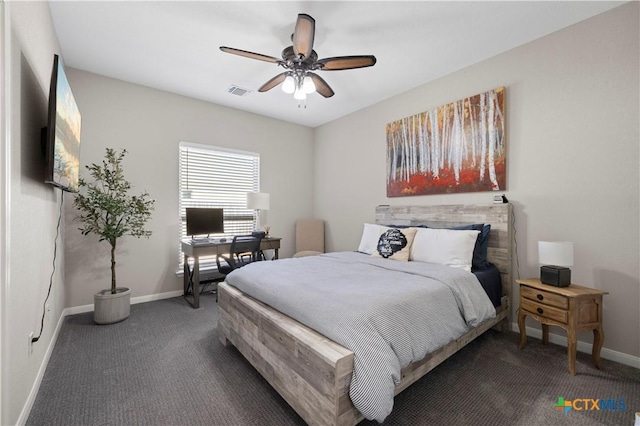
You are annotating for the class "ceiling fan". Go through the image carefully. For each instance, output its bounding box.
[220,13,376,100]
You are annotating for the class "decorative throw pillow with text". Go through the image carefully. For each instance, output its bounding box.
[372,228,417,261]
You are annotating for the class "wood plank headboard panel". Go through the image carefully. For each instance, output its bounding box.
[375,204,513,303]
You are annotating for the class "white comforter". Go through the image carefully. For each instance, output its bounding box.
[225,251,496,422]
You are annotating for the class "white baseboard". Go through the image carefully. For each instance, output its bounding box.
[510,322,640,369]
[132,290,184,304]
[64,290,184,315]
[16,303,68,425]
[16,289,184,425]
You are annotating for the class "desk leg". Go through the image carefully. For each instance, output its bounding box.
[183,254,190,296]
[192,256,200,309]
[274,248,279,260]
[184,254,201,309]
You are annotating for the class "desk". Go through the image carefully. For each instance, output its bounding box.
[182,237,281,308]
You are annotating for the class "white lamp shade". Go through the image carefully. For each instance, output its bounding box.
[302,75,316,94]
[538,241,574,267]
[281,76,295,94]
[293,88,307,100]
[246,192,270,210]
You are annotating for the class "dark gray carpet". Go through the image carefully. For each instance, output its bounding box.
[27,293,640,425]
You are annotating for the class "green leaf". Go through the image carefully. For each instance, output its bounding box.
[73,148,155,289]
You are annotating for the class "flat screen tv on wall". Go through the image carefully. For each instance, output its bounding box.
[44,54,81,193]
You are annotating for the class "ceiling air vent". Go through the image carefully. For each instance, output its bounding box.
[227,85,252,97]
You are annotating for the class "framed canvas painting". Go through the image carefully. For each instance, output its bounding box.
[386,87,505,197]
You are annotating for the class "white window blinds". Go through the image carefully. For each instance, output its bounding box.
[178,142,259,267]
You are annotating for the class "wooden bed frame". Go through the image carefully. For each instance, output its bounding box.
[218,204,513,426]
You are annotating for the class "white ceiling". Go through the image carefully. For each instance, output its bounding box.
[49,1,624,128]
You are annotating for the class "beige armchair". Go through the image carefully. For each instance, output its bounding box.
[293,219,325,258]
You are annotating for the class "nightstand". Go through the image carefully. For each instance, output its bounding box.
[517,278,608,375]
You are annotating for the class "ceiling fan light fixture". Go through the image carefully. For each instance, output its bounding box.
[220,13,376,103]
[282,75,295,94]
[302,75,316,94]
[294,87,307,100]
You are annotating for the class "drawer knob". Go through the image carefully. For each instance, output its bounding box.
[537,308,544,315]
[537,294,544,301]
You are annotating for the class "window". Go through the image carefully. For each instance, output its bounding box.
[178,142,259,268]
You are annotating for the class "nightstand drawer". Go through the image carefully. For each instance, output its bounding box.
[521,298,568,324]
[521,285,569,310]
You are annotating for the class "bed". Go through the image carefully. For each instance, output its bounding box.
[218,204,513,425]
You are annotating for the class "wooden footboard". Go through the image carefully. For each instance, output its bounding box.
[218,282,360,426]
[219,283,507,425]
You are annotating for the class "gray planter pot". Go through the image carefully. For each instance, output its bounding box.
[94,287,131,324]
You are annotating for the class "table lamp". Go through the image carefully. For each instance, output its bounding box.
[247,192,270,234]
[538,241,573,287]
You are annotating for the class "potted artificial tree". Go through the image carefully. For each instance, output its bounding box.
[74,148,155,324]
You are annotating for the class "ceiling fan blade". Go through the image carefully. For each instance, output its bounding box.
[316,55,377,71]
[220,46,281,64]
[258,73,287,92]
[307,72,334,98]
[292,14,315,59]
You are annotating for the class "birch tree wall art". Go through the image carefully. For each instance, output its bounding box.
[386,87,505,197]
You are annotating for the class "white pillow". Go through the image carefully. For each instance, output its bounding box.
[357,223,389,254]
[410,228,480,272]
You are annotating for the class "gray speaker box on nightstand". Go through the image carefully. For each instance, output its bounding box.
[540,265,571,287]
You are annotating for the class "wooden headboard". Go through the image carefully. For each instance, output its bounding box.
[375,204,513,307]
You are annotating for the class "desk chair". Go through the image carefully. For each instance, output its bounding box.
[251,231,267,260]
[216,235,263,275]
[293,219,325,258]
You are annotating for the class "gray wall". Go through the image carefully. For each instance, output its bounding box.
[314,3,639,358]
[63,69,314,308]
[3,2,65,424]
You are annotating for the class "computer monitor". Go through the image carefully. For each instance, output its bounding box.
[186,208,224,237]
